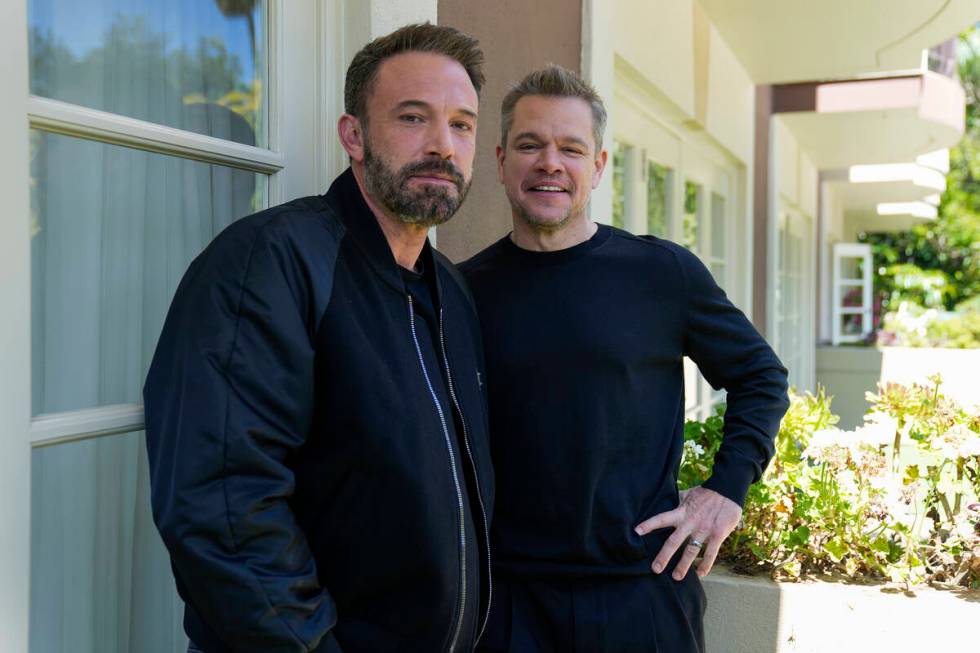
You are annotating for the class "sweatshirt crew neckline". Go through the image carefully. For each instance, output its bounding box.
[501,224,612,266]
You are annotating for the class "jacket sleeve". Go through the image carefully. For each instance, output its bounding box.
[143,220,341,653]
[676,246,790,507]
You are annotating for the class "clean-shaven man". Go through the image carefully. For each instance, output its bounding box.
[145,24,493,653]
[461,65,789,652]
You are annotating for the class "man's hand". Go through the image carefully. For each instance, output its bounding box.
[634,486,742,580]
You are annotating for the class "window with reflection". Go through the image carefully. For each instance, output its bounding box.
[28,0,268,147]
[31,431,186,653]
[30,130,267,416]
[709,191,726,283]
[612,140,626,229]
[646,161,671,238]
[682,180,701,250]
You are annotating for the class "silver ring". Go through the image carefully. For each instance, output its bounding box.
[688,538,704,549]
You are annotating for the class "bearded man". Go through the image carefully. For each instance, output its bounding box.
[144,24,494,653]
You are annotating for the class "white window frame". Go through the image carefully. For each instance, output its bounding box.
[0,2,346,650]
[831,242,873,345]
[771,208,817,389]
[20,1,342,450]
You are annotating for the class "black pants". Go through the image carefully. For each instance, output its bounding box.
[476,571,706,653]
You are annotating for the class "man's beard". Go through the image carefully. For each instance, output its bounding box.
[363,142,471,227]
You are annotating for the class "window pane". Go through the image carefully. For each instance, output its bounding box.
[31,131,267,416]
[839,256,865,280]
[646,161,671,237]
[841,286,865,307]
[682,181,701,250]
[31,431,187,653]
[709,262,726,284]
[29,0,268,148]
[841,313,866,336]
[710,192,725,259]
[612,141,626,229]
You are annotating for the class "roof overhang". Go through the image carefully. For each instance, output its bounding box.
[826,151,949,230]
[774,73,964,169]
[699,0,980,83]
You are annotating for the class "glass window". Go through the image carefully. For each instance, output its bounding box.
[682,181,701,250]
[710,193,725,259]
[28,0,268,147]
[708,192,726,282]
[612,141,626,229]
[30,130,267,416]
[646,161,671,238]
[839,256,865,280]
[31,431,187,653]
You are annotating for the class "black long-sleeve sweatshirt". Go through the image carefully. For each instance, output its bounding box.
[460,225,789,578]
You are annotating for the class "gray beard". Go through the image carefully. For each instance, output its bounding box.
[363,143,471,228]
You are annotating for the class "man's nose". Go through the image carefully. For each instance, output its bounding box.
[535,145,562,174]
[425,121,455,160]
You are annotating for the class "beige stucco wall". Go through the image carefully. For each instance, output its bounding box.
[435,0,582,262]
[612,0,696,119]
[703,20,755,166]
[611,0,754,166]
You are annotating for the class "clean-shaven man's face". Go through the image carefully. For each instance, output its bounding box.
[360,51,478,227]
[497,95,606,232]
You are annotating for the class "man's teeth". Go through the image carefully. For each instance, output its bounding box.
[533,185,564,192]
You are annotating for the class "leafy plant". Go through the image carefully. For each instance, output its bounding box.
[878,302,980,348]
[680,380,980,589]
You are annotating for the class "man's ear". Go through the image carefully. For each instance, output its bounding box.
[338,114,365,163]
[591,148,609,189]
[496,144,505,184]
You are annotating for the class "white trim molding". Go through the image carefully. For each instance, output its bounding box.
[0,0,34,647]
[30,404,145,449]
[28,96,286,174]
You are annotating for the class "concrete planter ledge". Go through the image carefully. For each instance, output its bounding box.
[703,566,978,652]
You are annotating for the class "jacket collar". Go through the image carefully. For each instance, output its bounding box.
[323,168,444,301]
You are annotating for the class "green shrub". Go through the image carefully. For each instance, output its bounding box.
[879,302,980,348]
[680,378,980,589]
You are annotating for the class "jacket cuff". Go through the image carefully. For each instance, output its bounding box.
[701,450,758,507]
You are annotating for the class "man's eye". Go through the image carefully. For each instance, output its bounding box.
[400,115,423,123]
[452,122,473,131]
[517,143,538,150]
[563,148,584,155]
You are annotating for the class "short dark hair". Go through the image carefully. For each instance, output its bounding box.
[500,64,607,151]
[344,23,485,123]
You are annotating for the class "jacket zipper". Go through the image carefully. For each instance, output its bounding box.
[438,308,493,644]
[407,296,467,653]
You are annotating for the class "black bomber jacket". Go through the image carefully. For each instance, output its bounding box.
[144,168,494,653]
